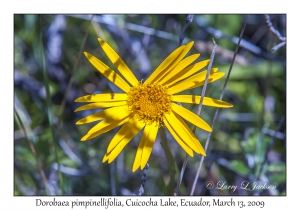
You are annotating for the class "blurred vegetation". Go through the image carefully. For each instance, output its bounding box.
[14,14,286,196]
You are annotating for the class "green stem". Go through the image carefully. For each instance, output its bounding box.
[40,15,64,195]
[14,107,51,195]
[160,128,177,195]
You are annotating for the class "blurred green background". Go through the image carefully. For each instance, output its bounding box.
[14,14,286,196]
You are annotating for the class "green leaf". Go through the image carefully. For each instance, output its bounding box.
[229,160,250,176]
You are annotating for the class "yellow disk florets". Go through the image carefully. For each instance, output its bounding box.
[127,82,172,126]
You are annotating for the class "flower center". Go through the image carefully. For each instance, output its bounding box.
[127,81,172,126]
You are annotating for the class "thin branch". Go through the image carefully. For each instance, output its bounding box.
[264,15,286,42]
[137,163,149,196]
[195,39,218,121]
[258,116,285,178]
[190,14,249,196]
[174,153,188,196]
[174,39,217,196]
[199,159,214,195]
[271,41,286,53]
[179,15,194,46]
[58,15,94,127]
[14,107,53,195]
[263,128,286,140]
[264,15,286,53]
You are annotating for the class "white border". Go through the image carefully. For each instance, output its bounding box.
[3,0,296,209]
[2,197,293,209]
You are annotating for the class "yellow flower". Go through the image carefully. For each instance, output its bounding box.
[75,38,233,172]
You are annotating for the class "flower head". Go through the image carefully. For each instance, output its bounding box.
[75,38,233,172]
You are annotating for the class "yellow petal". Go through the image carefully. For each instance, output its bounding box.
[163,117,194,157]
[75,93,127,103]
[106,116,143,153]
[163,59,210,87]
[81,112,131,141]
[171,103,212,132]
[154,41,195,84]
[132,125,150,172]
[102,153,109,163]
[84,52,131,93]
[172,95,233,108]
[165,112,205,155]
[159,54,200,85]
[144,45,185,85]
[168,71,225,94]
[186,72,225,90]
[168,66,218,87]
[75,101,127,112]
[107,118,145,163]
[140,123,159,169]
[85,107,130,133]
[173,112,206,156]
[98,38,139,86]
[76,105,129,125]
[211,67,218,74]
[168,70,207,94]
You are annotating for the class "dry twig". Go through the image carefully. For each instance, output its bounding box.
[14,107,53,195]
[264,15,286,53]
[138,163,149,196]
[179,15,194,46]
[174,38,218,195]
[190,15,249,196]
